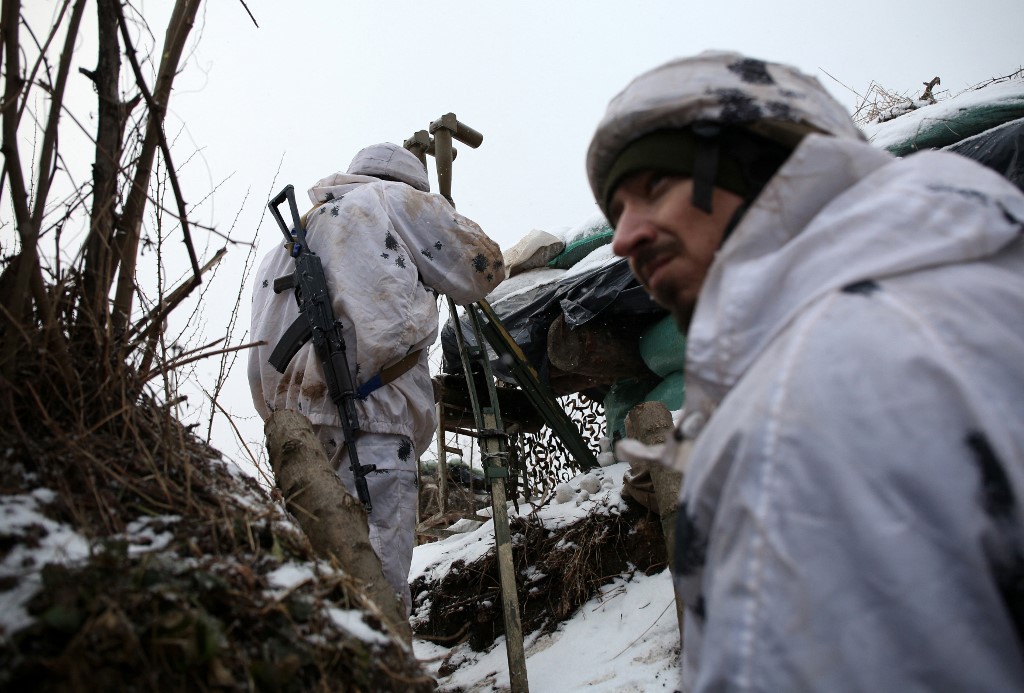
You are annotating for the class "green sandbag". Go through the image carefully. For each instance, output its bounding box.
[547,229,613,270]
[644,370,684,412]
[603,375,660,440]
[887,101,1024,156]
[639,314,687,378]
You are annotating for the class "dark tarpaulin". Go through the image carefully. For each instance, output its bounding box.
[945,117,1024,193]
[441,257,665,383]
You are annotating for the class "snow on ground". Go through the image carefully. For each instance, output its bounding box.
[410,461,682,692]
[0,488,92,636]
[414,568,679,693]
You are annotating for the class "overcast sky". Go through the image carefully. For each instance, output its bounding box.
[18,0,1023,472]
[173,0,1021,246]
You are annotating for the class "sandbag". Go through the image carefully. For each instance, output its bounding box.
[602,376,661,441]
[945,117,1024,193]
[503,229,565,277]
[639,314,686,378]
[441,258,664,383]
[547,229,613,270]
[644,370,685,413]
[865,80,1024,156]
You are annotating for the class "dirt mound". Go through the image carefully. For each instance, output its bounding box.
[0,376,431,692]
[410,495,666,666]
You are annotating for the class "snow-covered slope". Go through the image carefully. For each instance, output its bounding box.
[410,461,681,692]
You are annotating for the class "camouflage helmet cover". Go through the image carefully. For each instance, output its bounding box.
[347,142,431,192]
[586,50,864,209]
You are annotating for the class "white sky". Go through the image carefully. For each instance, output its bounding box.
[173,0,1022,245]
[13,0,1024,470]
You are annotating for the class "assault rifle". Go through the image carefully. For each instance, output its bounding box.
[266,184,376,511]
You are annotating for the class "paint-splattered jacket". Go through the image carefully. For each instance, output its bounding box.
[248,173,505,457]
[667,134,1024,691]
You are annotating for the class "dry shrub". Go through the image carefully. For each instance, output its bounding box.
[851,80,922,125]
[1,5,437,687]
[0,344,432,692]
[850,67,1024,127]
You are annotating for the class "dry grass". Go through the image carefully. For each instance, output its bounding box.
[409,495,666,663]
[0,344,433,692]
[847,67,1024,126]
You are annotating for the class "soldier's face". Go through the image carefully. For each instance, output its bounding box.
[608,172,743,331]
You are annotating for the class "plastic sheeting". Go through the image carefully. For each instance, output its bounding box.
[945,116,1024,193]
[440,257,665,384]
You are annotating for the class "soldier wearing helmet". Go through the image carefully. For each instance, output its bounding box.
[590,51,1024,691]
[249,143,505,617]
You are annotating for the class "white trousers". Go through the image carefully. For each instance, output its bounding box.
[315,428,417,617]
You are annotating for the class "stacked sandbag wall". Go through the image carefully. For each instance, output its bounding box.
[603,314,685,440]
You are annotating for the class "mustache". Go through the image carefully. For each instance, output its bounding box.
[630,239,678,285]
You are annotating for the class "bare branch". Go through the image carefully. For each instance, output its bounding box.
[110,0,202,333]
[237,0,259,28]
[204,385,272,487]
[80,0,130,326]
[128,246,226,344]
[114,2,201,281]
[140,340,265,384]
[30,0,86,238]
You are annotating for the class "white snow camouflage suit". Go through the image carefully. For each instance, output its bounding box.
[664,133,1024,691]
[249,153,504,614]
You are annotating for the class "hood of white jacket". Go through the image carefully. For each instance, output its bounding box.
[687,133,1024,397]
[308,172,390,204]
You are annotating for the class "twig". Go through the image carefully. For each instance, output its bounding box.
[140,340,265,384]
[610,598,674,660]
[204,387,275,489]
[413,621,471,645]
[818,66,863,101]
[128,246,227,342]
[237,0,259,27]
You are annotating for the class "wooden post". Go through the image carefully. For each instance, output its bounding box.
[265,409,411,644]
[625,401,685,642]
[436,403,449,516]
[483,412,530,693]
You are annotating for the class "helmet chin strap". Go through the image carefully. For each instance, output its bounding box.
[689,123,795,246]
[690,123,722,214]
[690,123,749,243]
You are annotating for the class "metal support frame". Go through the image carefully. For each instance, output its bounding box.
[407,114,529,693]
[446,297,528,692]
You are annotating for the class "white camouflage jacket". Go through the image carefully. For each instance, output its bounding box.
[666,134,1024,691]
[248,173,505,458]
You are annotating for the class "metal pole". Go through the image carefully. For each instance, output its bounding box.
[410,118,528,692]
[462,301,530,693]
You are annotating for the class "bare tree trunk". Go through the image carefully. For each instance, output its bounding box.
[110,0,200,333]
[547,313,653,381]
[80,0,127,332]
[264,409,412,645]
[1,0,79,379]
[1,0,36,376]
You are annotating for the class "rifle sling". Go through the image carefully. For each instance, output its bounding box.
[356,349,423,400]
[270,315,422,399]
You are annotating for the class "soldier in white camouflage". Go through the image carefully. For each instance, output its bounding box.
[250,143,505,616]
[589,51,1024,692]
